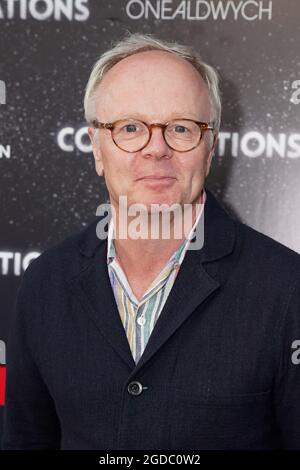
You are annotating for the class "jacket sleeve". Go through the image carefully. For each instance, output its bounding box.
[1,262,61,449]
[274,279,300,449]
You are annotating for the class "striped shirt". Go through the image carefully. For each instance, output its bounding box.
[107,190,206,363]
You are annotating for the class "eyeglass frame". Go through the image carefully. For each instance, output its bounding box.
[91,117,216,153]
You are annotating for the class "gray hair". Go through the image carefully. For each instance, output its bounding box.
[84,32,222,130]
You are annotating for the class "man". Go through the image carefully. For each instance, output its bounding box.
[2,33,300,450]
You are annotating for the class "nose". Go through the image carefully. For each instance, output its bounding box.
[140,126,173,160]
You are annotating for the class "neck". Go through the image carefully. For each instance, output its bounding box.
[110,190,205,276]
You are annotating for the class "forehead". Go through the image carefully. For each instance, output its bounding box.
[95,50,211,121]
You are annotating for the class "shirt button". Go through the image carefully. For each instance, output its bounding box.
[137,316,145,326]
[127,381,143,396]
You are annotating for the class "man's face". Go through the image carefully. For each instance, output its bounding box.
[89,50,217,210]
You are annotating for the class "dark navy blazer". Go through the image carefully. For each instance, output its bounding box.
[2,188,300,449]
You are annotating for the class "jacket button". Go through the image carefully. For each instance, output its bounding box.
[127,381,143,396]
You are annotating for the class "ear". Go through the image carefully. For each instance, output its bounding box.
[205,131,218,178]
[88,127,104,177]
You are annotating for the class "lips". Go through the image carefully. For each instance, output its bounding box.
[136,176,175,181]
[136,175,176,188]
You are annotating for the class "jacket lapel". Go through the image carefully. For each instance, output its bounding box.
[68,188,237,373]
[133,249,220,374]
[68,224,136,370]
[134,189,237,373]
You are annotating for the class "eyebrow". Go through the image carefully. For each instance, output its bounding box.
[110,112,201,122]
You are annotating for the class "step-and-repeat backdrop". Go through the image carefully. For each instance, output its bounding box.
[0,0,299,441]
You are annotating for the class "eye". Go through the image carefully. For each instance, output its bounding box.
[174,125,188,133]
[167,123,192,135]
[124,124,138,133]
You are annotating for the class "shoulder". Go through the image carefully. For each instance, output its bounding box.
[233,218,300,288]
[20,218,102,288]
[236,219,300,265]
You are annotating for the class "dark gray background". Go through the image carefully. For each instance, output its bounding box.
[0,0,299,441]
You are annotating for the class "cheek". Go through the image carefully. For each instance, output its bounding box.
[177,151,208,181]
[100,141,122,172]
[101,150,133,187]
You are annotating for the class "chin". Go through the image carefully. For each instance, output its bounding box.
[141,194,180,209]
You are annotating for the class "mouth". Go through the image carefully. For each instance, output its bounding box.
[136,176,176,181]
[135,175,176,188]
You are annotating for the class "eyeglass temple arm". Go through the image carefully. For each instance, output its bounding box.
[91,120,114,130]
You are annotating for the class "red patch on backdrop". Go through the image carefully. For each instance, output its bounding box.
[0,367,6,406]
